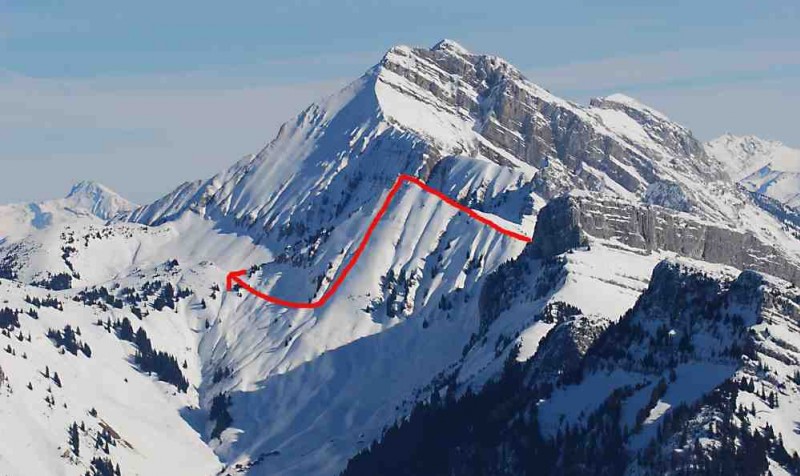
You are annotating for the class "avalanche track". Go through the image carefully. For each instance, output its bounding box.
[226,173,533,309]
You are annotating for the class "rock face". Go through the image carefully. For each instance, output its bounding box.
[526,308,611,386]
[643,179,693,212]
[376,41,724,202]
[530,194,800,285]
[587,260,761,373]
[527,196,588,257]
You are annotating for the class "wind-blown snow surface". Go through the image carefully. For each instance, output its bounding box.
[0,40,799,476]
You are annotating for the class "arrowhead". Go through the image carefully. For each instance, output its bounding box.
[226,269,247,291]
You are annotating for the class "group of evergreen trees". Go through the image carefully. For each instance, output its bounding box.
[115,319,188,392]
[152,284,175,311]
[0,307,20,329]
[68,422,80,456]
[87,457,121,476]
[209,393,233,439]
[32,272,73,290]
[538,301,582,324]
[212,366,232,384]
[25,294,63,310]
[463,251,484,274]
[43,366,63,388]
[77,279,191,313]
[478,254,566,335]
[381,268,417,318]
[638,380,799,475]
[737,377,779,408]
[93,425,118,455]
[60,244,77,268]
[68,419,122,474]
[75,286,125,310]
[47,325,92,357]
[0,254,17,280]
[342,357,557,476]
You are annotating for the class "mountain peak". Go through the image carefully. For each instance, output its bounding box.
[67,180,114,198]
[65,180,136,220]
[430,38,471,55]
[595,93,672,122]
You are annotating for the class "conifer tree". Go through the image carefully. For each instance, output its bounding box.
[68,422,80,456]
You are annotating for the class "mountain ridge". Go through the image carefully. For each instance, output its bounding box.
[126,39,730,234]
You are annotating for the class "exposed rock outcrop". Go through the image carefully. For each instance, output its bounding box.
[530,194,800,285]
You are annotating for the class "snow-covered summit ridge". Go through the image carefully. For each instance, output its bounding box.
[597,93,673,122]
[128,39,734,234]
[65,180,137,220]
[372,39,728,208]
[67,180,115,200]
[431,38,472,56]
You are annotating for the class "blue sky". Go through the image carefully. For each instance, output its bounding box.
[1,0,798,203]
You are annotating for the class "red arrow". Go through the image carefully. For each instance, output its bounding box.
[226,174,532,309]
[226,269,246,291]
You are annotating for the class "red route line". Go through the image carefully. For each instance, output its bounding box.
[226,173,532,309]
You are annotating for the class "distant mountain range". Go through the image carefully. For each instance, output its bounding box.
[707,133,800,210]
[0,40,798,476]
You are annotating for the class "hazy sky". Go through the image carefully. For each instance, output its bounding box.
[1,0,798,204]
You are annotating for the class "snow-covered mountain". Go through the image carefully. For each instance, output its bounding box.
[0,181,136,243]
[707,134,800,210]
[1,40,799,476]
[64,181,136,221]
[0,181,138,290]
